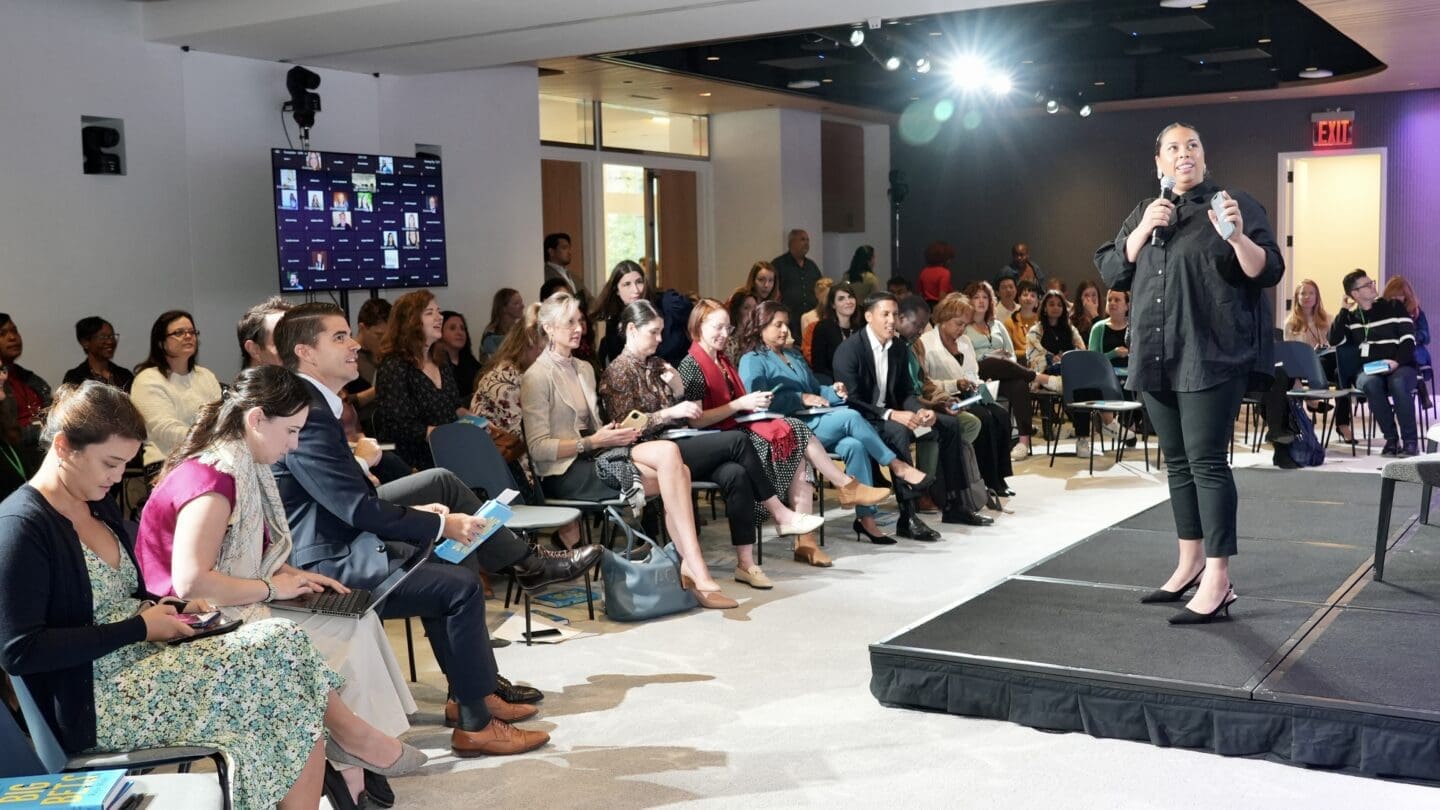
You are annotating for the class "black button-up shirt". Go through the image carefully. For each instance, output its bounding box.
[1095,179,1284,393]
[772,252,822,315]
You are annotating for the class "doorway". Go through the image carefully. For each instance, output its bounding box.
[602,163,700,295]
[1275,149,1387,322]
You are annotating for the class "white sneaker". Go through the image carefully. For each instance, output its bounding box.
[1010,442,1031,462]
[1076,438,1091,457]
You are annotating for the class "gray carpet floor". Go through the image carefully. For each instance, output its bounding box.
[378,440,1440,808]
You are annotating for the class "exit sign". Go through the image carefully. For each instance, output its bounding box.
[1311,110,1355,148]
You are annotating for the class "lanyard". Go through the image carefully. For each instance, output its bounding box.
[0,442,22,481]
[1357,307,1370,342]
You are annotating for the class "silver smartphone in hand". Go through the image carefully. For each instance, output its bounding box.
[1211,192,1235,240]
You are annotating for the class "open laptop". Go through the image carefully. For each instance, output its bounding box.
[270,541,433,618]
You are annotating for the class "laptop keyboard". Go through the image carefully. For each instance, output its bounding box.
[306,589,373,615]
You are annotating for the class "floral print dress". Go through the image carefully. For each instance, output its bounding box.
[85,544,339,810]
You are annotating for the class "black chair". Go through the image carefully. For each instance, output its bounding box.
[1374,455,1440,581]
[1052,350,1147,475]
[1274,341,1360,456]
[8,675,232,809]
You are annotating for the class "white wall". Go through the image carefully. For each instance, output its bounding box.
[778,109,824,272]
[0,0,543,385]
[711,110,786,293]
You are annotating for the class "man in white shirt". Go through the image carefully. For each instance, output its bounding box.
[543,232,587,301]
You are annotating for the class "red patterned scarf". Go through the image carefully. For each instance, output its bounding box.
[686,343,798,461]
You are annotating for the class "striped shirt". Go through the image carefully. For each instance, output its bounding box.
[1328,298,1416,367]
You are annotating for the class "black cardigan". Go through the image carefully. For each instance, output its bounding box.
[0,485,151,754]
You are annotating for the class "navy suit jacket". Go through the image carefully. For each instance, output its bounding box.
[831,329,923,423]
[273,379,442,587]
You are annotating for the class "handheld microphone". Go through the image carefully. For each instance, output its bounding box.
[1152,175,1177,247]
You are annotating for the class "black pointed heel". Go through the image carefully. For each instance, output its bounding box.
[852,519,896,545]
[1139,570,1203,604]
[1168,591,1238,625]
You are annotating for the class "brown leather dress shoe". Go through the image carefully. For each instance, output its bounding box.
[445,694,538,727]
[451,720,550,757]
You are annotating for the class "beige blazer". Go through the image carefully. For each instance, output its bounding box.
[521,350,603,478]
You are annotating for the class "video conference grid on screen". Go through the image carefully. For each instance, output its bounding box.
[273,149,448,292]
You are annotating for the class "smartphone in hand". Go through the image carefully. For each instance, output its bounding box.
[1211,192,1235,240]
[177,611,221,628]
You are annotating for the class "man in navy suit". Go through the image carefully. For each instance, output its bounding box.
[273,302,601,758]
[832,293,992,539]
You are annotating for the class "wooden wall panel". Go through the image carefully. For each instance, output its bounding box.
[540,159,584,291]
[821,120,866,234]
[653,169,699,295]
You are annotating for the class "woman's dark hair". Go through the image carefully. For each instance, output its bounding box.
[433,310,474,367]
[136,310,198,377]
[1037,291,1073,355]
[592,260,648,320]
[381,289,436,366]
[923,241,955,267]
[725,289,756,329]
[1070,280,1100,333]
[0,313,11,331]
[74,316,112,344]
[161,365,311,478]
[40,381,147,451]
[539,277,571,303]
[826,282,859,327]
[1154,122,1202,155]
[617,299,662,341]
[846,245,875,283]
[484,288,520,336]
[739,300,790,356]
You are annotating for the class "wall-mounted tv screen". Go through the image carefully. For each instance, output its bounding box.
[272,148,447,292]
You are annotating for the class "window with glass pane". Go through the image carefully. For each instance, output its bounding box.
[603,164,646,271]
[600,103,708,157]
[539,95,594,146]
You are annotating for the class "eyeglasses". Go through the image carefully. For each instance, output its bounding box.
[1349,280,1375,294]
[166,329,200,339]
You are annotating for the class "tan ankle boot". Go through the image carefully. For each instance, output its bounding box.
[793,533,833,567]
[836,478,891,508]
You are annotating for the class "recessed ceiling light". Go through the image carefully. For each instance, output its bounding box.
[1299,67,1333,79]
[1257,37,1272,44]
[849,29,866,47]
[821,78,833,84]
[1093,81,1106,86]
[699,92,712,97]
[1158,0,1205,7]
[929,31,942,37]
[706,55,720,62]
[1045,98,1061,114]
[788,80,821,90]
[884,55,903,71]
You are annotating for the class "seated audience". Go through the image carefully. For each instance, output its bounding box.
[480,287,523,358]
[799,276,833,353]
[724,289,757,365]
[740,260,781,305]
[522,293,738,608]
[844,244,879,304]
[134,366,425,801]
[917,241,956,306]
[887,276,913,298]
[833,294,991,538]
[1026,291,1086,376]
[0,382,336,810]
[1089,289,1132,370]
[273,302,599,755]
[439,310,482,396]
[374,290,470,470]
[809,282,861,383]
[1071,280,1101,340]
[0,379,28,502]
[1004,281,1041,357]
[914,293,1015,499]
[62,317,134,392]
[961,282,1055,459]
[1284,279,1353,443]
[348,297,391,434]
[592,260,649,366]
[1330,269,1418,456]
[131,310,222,469]
[606,301,878,578]
[1384,275,1431,368]
[738,301,930,546]
[994,277,1019,323]
[237,296,291,369]
[0,314,52,464]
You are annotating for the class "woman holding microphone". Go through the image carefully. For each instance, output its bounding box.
[1095,123,1283,625]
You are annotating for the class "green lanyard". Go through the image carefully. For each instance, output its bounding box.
[0,442,22,481]
[1357,307,1370,342]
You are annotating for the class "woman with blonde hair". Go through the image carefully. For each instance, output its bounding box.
[1286,278,1353,442]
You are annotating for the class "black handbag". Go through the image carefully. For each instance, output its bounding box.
[599,508,697,622]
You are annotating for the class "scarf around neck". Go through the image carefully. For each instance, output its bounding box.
[195,439,293,586]
[686,343,798,461]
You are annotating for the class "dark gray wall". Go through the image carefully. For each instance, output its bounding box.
[893,87,1440,311]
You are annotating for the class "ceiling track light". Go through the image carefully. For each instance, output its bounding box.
[1045,98,1061,114]
[883,55,903,71]
[1078,103,1093,117]
[915,57,932,74]
[849,28,865,47]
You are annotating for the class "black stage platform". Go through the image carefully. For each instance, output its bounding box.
[870,468,1440,782]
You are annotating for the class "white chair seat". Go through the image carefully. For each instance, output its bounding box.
[507,504,581,531]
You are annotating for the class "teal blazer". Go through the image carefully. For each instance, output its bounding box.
[736,348,843,416]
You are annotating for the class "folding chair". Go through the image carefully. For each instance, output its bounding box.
[1052,350,1147,475]
[1274,341,1361,456]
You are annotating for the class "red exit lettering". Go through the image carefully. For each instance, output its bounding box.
[1313,119,1354,147]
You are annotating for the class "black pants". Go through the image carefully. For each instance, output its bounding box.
[1141,376,1247,559]
[674,431,775,547]
[967,402,1012,490]
[875,412,969,510]
[978,356,1037,436]
[338,468,528,732]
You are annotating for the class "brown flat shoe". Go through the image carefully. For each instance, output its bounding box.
[451,719,549,757]
[484,693,539,722]
[836,479,891,508]
[793,535,833,568]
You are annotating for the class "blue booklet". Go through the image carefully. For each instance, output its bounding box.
[434,489,517,564]
[533,586,598,608]
[0,770,131,809]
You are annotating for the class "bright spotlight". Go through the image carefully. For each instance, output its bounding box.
[948,54,988,92]
[884,55,903,71]
[915,57,932,74]
[849,29,865,47]
[1078,103,1093,117]
[1045,98,1061,114]
[988,72,1012,95]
